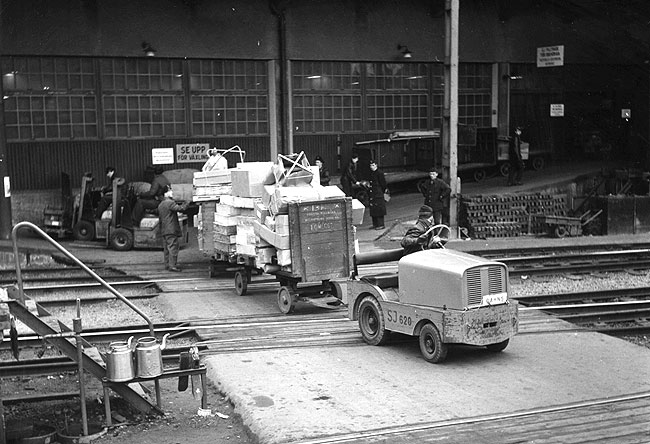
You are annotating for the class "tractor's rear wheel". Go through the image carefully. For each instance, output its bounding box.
[109,227,134,251]
[73,220,95,242]
[418,323,448,363]
[358,296,390,345]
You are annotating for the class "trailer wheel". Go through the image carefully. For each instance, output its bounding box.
[499,163,510,177]
[531,156,545,171]
[277,286,296,314]
[553,225,568,238]
[358,296,390,346]
[234,270,248,296]
[473,169,486,182]
[109,228,134,251]
[418,323,448,363]
[73,220,95,242]
[486,339,509,352]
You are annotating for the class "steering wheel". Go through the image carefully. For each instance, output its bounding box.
[427,224,450,249]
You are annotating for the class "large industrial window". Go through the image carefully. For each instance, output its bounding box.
[459,63,492,127]
[101,59,186,138]
[1,57,98,140]
[189,60,268,136]
[292,61,362,133]
[366,62,430,132]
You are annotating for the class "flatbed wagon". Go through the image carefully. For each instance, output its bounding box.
[212,197,356,314]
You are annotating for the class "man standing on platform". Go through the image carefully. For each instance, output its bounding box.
[158,185,189,272]
[421,168,451,225]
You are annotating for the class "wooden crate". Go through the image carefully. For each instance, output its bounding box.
[287,197,354,283]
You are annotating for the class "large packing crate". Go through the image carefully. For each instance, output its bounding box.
[286,197,355,282]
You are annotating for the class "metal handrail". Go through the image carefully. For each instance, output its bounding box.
[11,221,155,336]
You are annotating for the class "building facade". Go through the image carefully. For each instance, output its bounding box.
[1,0,648,190]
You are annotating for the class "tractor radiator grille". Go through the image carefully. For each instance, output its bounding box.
[465,266,507,306]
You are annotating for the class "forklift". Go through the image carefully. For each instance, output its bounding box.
[72,174,188,251]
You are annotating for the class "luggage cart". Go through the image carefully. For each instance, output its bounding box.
[214,197,356,313]
[529,210,603,238]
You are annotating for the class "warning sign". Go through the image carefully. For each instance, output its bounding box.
[176,143,210,163]
[537,45,564,67]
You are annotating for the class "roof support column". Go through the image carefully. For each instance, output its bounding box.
[442,0,459,237]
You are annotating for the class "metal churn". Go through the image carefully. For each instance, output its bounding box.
[135,333,170,378]
[106,336,135,382]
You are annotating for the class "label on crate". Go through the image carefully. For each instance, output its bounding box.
[298,201,344,233]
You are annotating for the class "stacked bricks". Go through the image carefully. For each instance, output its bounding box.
[460,193,567,239]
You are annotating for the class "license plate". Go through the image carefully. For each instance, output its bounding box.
[482,292,507,306]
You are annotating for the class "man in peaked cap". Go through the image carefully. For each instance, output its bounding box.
[401,205,439,255]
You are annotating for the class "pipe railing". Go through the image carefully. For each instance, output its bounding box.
[11,221,155,336]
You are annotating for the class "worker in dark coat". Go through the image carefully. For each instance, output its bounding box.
[507,126,524,186]
[421,168,451,225]
[401,205,435,255]
[132,165,171,227]
[340,152,360,196]
[368,159,388,230]
[158,185,189,272]
[314,155,331,186]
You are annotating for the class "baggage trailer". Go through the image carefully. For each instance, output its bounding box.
[336,248,518,363]
[214,197,356,314]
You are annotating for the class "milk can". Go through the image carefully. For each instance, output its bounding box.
[135,333,169,378]
[106,336,135,382]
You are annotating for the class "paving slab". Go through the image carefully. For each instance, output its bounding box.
[205,327,650,444]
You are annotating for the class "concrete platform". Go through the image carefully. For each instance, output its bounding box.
[205,326,650,443]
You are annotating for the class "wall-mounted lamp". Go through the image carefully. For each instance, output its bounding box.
[142,42,156,57]
[397,44,412,59]
[503,74,523,80]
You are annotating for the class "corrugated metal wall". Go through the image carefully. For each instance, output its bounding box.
[9,136,270,190]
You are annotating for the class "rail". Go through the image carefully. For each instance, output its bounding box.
[11,221,155,336]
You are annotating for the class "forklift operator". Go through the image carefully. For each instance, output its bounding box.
[95,166,117,219]
[132,166,170,227]
[400,205,442,255]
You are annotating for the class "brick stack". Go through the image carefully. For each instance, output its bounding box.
[460,193,567,239]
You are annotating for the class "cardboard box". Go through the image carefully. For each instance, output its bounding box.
[220,194,257,209]
[214,233,237,244]
[171,183,193,201]
[193,169,232,186]
[274,214,290,235]
[262,185,276,207]
[214,213,238,226]
[213,223,237,235]
[352,198,365,225]
[236,243,257,256]
[315,185,346,199]
[216,203,241,216]
[236,231,257,246]
[255,201,270,223]
[270,186,321,214]
[231,162,274,197]
[253,220,290,250]
[276,249,292,266]
[256,246,276,265]
[214,240,236,254]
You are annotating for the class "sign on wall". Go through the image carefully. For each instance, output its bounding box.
[550,104,565,117]
[176,143,210,163]
[537,45,564,67]
[152,148,175,165]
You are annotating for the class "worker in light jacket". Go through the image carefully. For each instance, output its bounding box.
[158,185,189,272]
